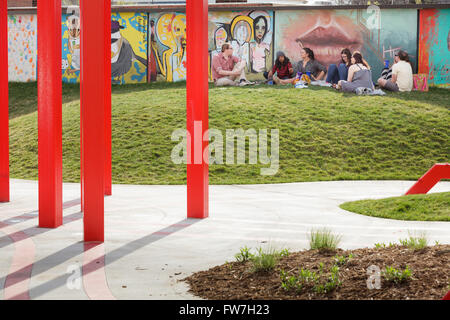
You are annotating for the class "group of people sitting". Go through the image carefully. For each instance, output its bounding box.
[211,43,414,93]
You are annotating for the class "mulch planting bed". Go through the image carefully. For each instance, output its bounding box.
[183,245,450,300]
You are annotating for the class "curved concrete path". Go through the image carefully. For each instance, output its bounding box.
[0,179,449,300]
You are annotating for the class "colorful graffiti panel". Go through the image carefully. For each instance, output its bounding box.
[208,11,274,81]
[274,9,418,82]
[62,12,148,84]
[7,14,37,82]
[148,12,187,82]
[149,10,274,82]
[419,8,450,87]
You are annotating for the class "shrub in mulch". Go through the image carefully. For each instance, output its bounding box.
[183,245,450,300]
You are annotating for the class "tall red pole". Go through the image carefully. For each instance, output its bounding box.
[186,0,209,219]
[80,0,106,242]
[0,0,9,203]
[38,0,63,228]
[104,1,112,196]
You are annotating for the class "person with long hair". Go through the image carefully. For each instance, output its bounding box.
[264,51,294,83]
[377,50,413,92]
[326,48,352,84]
[336,52,374,93]
[251,15,271,73]
[277,47,326,84]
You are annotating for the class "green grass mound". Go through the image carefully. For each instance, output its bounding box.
[340,192,450,221]
[8,82,450,185]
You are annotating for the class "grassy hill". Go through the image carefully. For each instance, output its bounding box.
[8,82,450,185]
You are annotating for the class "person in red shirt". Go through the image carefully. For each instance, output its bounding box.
[212,43,252,86]
[264,51,294,84]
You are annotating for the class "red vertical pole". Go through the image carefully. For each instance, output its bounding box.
[104,1,112,196]
[186,0,209,219]
[38,0,63,228]
[80,0,106,242]
[0,0,9,203]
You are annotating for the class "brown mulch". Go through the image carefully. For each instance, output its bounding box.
[183,245,450,300]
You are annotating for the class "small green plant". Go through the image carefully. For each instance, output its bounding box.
[280,263,342,294]
[250,247,280,272]
[313,264,342,294]
[280,248,290,257]
[399,232,428,250]
[374,242,386,249]
[235,246,254,262]
[374,242,397,249]
[280,270,303,293]
[382,265,413,284]
[280,268,318,293]
[333,254,353,266]
[309,228,342,252]
[434,240,440,246]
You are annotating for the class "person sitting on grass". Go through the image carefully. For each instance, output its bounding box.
[353,50,371,70]
[326,48,352,85]
[275,47,327,85]
[335,52,374,93]
[211,43,252,87]
[377,50,413,92]
[264,51,294,84]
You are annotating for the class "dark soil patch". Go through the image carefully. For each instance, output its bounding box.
[183,245,450,300]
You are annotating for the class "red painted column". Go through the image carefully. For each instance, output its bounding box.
[0,0,9,203]
[37,0,63,228]
[186,0,209,219]
[104,1,112,196]
[80,0,106,242]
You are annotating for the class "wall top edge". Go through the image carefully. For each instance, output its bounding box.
[6,3,450,14]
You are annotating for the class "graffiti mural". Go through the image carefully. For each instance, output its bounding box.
[149,12,187,82]
[419,8,450,87]
[62,12,148,84]
[7,14,37,82]
[209,10,273,79]
[149,10,273,82]
[274,9,418,82]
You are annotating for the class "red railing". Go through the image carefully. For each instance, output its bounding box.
[405,163,450,195]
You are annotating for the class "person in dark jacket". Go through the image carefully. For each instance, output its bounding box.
[264,51,294,83]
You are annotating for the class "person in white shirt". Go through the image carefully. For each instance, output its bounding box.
[377,50,413,92]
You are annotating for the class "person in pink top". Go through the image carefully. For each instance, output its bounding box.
[212,43,252,86]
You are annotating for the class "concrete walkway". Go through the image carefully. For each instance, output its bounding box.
[0,179,449,300]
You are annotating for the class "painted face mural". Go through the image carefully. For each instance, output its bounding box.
[110,20,148,84]
[151,13,187,82]
[282,11,363,66]
[150,10,273,82]
[254,16,267,43]
[276,9,418,82]
[66,15,81,72]
[62,12,148,84]
[214,27,228,49]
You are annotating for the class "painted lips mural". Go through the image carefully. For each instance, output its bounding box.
[276,9,418,82]
[291,12,364,66]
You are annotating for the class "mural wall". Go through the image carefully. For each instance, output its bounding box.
[274,9,418,82]
[149,10,274,82]
[4,8,449,86]
[7,14,37,82]
[419,8,450,87]
[62,12,148,84]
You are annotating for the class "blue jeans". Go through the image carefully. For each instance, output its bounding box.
[326,64,348,84]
